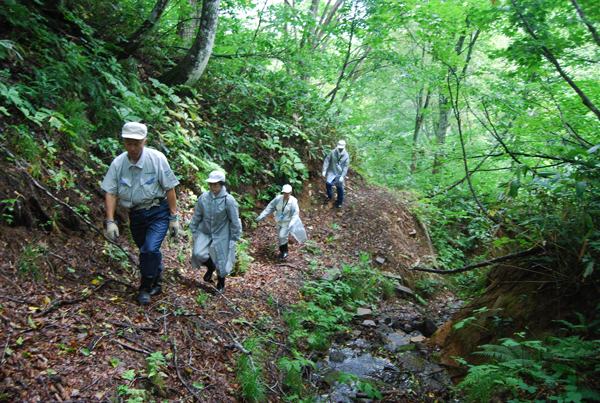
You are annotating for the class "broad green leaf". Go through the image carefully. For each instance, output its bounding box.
[509,181,520,198]
[583,262,594,278]
[575,181,586,198]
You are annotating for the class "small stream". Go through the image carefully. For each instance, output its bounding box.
[310,302,466,402]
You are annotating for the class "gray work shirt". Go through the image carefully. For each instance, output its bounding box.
[101,147,180,209]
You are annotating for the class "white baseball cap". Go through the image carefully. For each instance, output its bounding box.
[281,184,292,193]
[121,122,147,140]
[205,171,226,183]
[337,140,346,149]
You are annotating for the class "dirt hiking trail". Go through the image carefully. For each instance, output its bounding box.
[0,167,459,402]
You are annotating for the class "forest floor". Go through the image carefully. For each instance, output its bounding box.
[0,167,462,402]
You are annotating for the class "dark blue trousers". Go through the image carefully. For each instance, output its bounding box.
[326,183,344,204]
[129,199,169,279]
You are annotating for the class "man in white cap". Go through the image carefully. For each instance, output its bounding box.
[322,140,350,208]
[189,170,242,292]
[101,122,180,304]
[256,184,306,259]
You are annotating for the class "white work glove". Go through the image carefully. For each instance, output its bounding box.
[338,176,344,184]
[322,171,326,177]
[229,240,236,250]
[106,221,119,241]
[168,217,179,240]
[255,216,263,223]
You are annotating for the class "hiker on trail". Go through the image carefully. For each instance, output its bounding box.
[322,140,350,208]
[189,170,242,293]
[255,184,306,259]
[101,122,180,305]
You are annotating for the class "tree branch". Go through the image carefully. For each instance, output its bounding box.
[411,246,543,274]
[510,0,600,122]
[570,0,600,47]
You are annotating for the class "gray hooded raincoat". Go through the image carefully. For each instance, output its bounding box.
[257,194,306,246]
[189,187,242,277]
[322,147,350,187]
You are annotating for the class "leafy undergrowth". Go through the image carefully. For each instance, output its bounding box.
[0,164,444,402]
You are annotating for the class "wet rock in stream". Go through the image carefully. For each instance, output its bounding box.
[315,341,453,402]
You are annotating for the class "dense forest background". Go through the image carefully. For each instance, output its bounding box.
[1,0,600,401]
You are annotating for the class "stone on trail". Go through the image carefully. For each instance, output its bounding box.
[381,272,402,281]
[356,307,372,317]
[395,284,414,295]
[410,335,426,343]
[375,257,385,264]
[382,332,411,351]
[361,320,377,327]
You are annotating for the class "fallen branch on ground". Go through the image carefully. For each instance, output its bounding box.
[227,331,251,355]
[107,321,159,332]
[411,246,543,274]
[36,278,134,317]
[173,342,203,402]
[113,339,151,355]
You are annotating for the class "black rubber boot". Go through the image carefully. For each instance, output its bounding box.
[149,272,163,296]
[203,258,216,282]
[138,277,153,304]
[278,243,288,259]
[217,276,225,292]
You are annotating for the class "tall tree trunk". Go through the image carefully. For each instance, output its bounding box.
[177,0,201,46]
[432,94,451,175]
[328,6,358,105]
[410,85,431,173]
[159,0,220,87]
[431,25,479,175]
[117,0,171,60]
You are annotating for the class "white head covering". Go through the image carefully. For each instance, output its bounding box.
[121,122,147,140]
[337,140,346,149]
[281,184,292,193]
[205,171,226,183]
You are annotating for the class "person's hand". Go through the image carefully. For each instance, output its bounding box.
[192,232,198,242]
[168,217,179,240]
[338,176,344,184]
[255,216,263,223]
[229,240,236,250]
[106,221,119,241]
[322,172,326,178]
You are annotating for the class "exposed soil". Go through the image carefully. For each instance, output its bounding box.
[0,159,458,402]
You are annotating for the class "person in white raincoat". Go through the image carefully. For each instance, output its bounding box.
[189,171,242,292]
[255,184,306,259]
[322,140,350,208]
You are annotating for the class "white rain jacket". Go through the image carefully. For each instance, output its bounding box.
[322,147,350,187]
[257,195,306,246]
[189,187,242,277]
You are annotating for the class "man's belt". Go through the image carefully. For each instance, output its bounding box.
[130,197,166,211]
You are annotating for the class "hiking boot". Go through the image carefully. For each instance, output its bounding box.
[203,258,216,282]
[138,277,153,305]
[278,243,288,259]
[326,196,332,202]
[217,276,225,292]
[336,203,343,208]
[149,272,163,296]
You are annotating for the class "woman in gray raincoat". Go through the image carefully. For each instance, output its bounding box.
[256,184,306,259]
[189,170,242,292]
